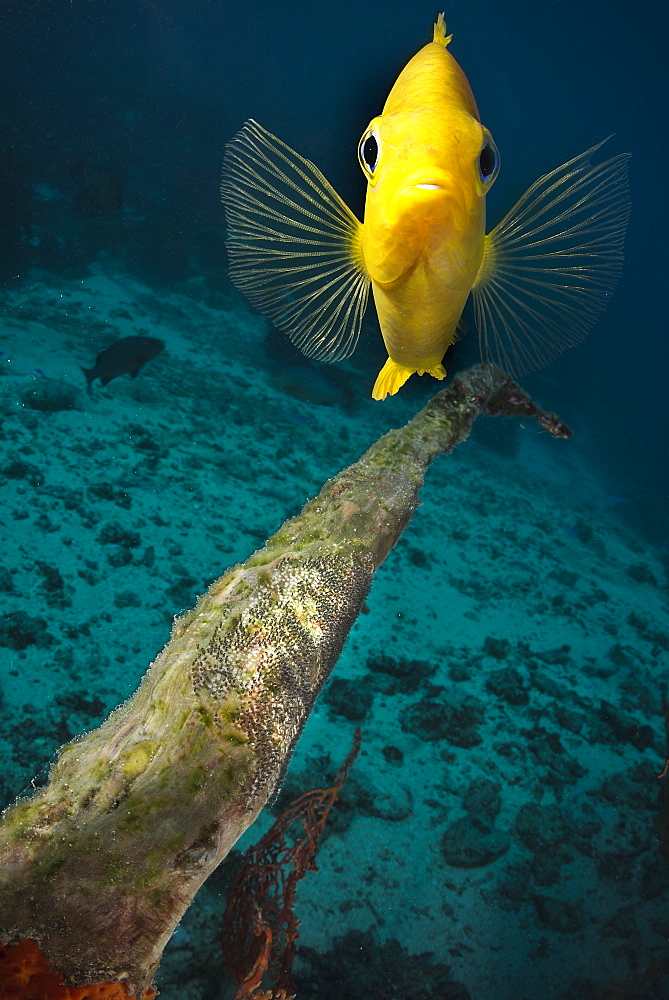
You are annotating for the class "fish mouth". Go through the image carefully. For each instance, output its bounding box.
[403,172,463,203]
[410,176,462,194]
[400,173,467,228]
[403,167,456,192]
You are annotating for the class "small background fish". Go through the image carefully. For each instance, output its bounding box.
[82,335,165,389]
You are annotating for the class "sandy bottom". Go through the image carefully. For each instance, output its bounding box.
[1,268,667,1000]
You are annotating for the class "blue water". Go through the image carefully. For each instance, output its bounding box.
[1,1,668,998]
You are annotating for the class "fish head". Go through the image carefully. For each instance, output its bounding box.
[359,20,499,287]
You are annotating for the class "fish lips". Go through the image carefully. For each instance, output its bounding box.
[398,173,468,231]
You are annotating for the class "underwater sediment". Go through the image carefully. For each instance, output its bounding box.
[0,364,570,994]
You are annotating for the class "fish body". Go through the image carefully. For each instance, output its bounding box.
[83,335,164,389]
[360,18,489,396]
[221,16,630,400]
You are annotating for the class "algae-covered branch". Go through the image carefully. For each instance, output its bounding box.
[0,364,570,996]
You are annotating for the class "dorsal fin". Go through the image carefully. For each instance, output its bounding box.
[433,12,453,47]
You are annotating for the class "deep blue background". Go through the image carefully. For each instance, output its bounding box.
[1,0,667,539]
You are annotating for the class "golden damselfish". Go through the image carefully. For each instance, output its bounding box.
[221,14,630,400]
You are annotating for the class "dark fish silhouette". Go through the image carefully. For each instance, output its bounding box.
[82,336,164,389]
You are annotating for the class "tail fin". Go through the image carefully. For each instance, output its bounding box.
[372,358,446,401]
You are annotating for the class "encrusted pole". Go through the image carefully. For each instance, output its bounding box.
[0,365,570,995]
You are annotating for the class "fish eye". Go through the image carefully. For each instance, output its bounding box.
[358,129,380,178]
[478,129,500,188]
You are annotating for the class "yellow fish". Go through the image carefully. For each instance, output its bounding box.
[221,14,630,400]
